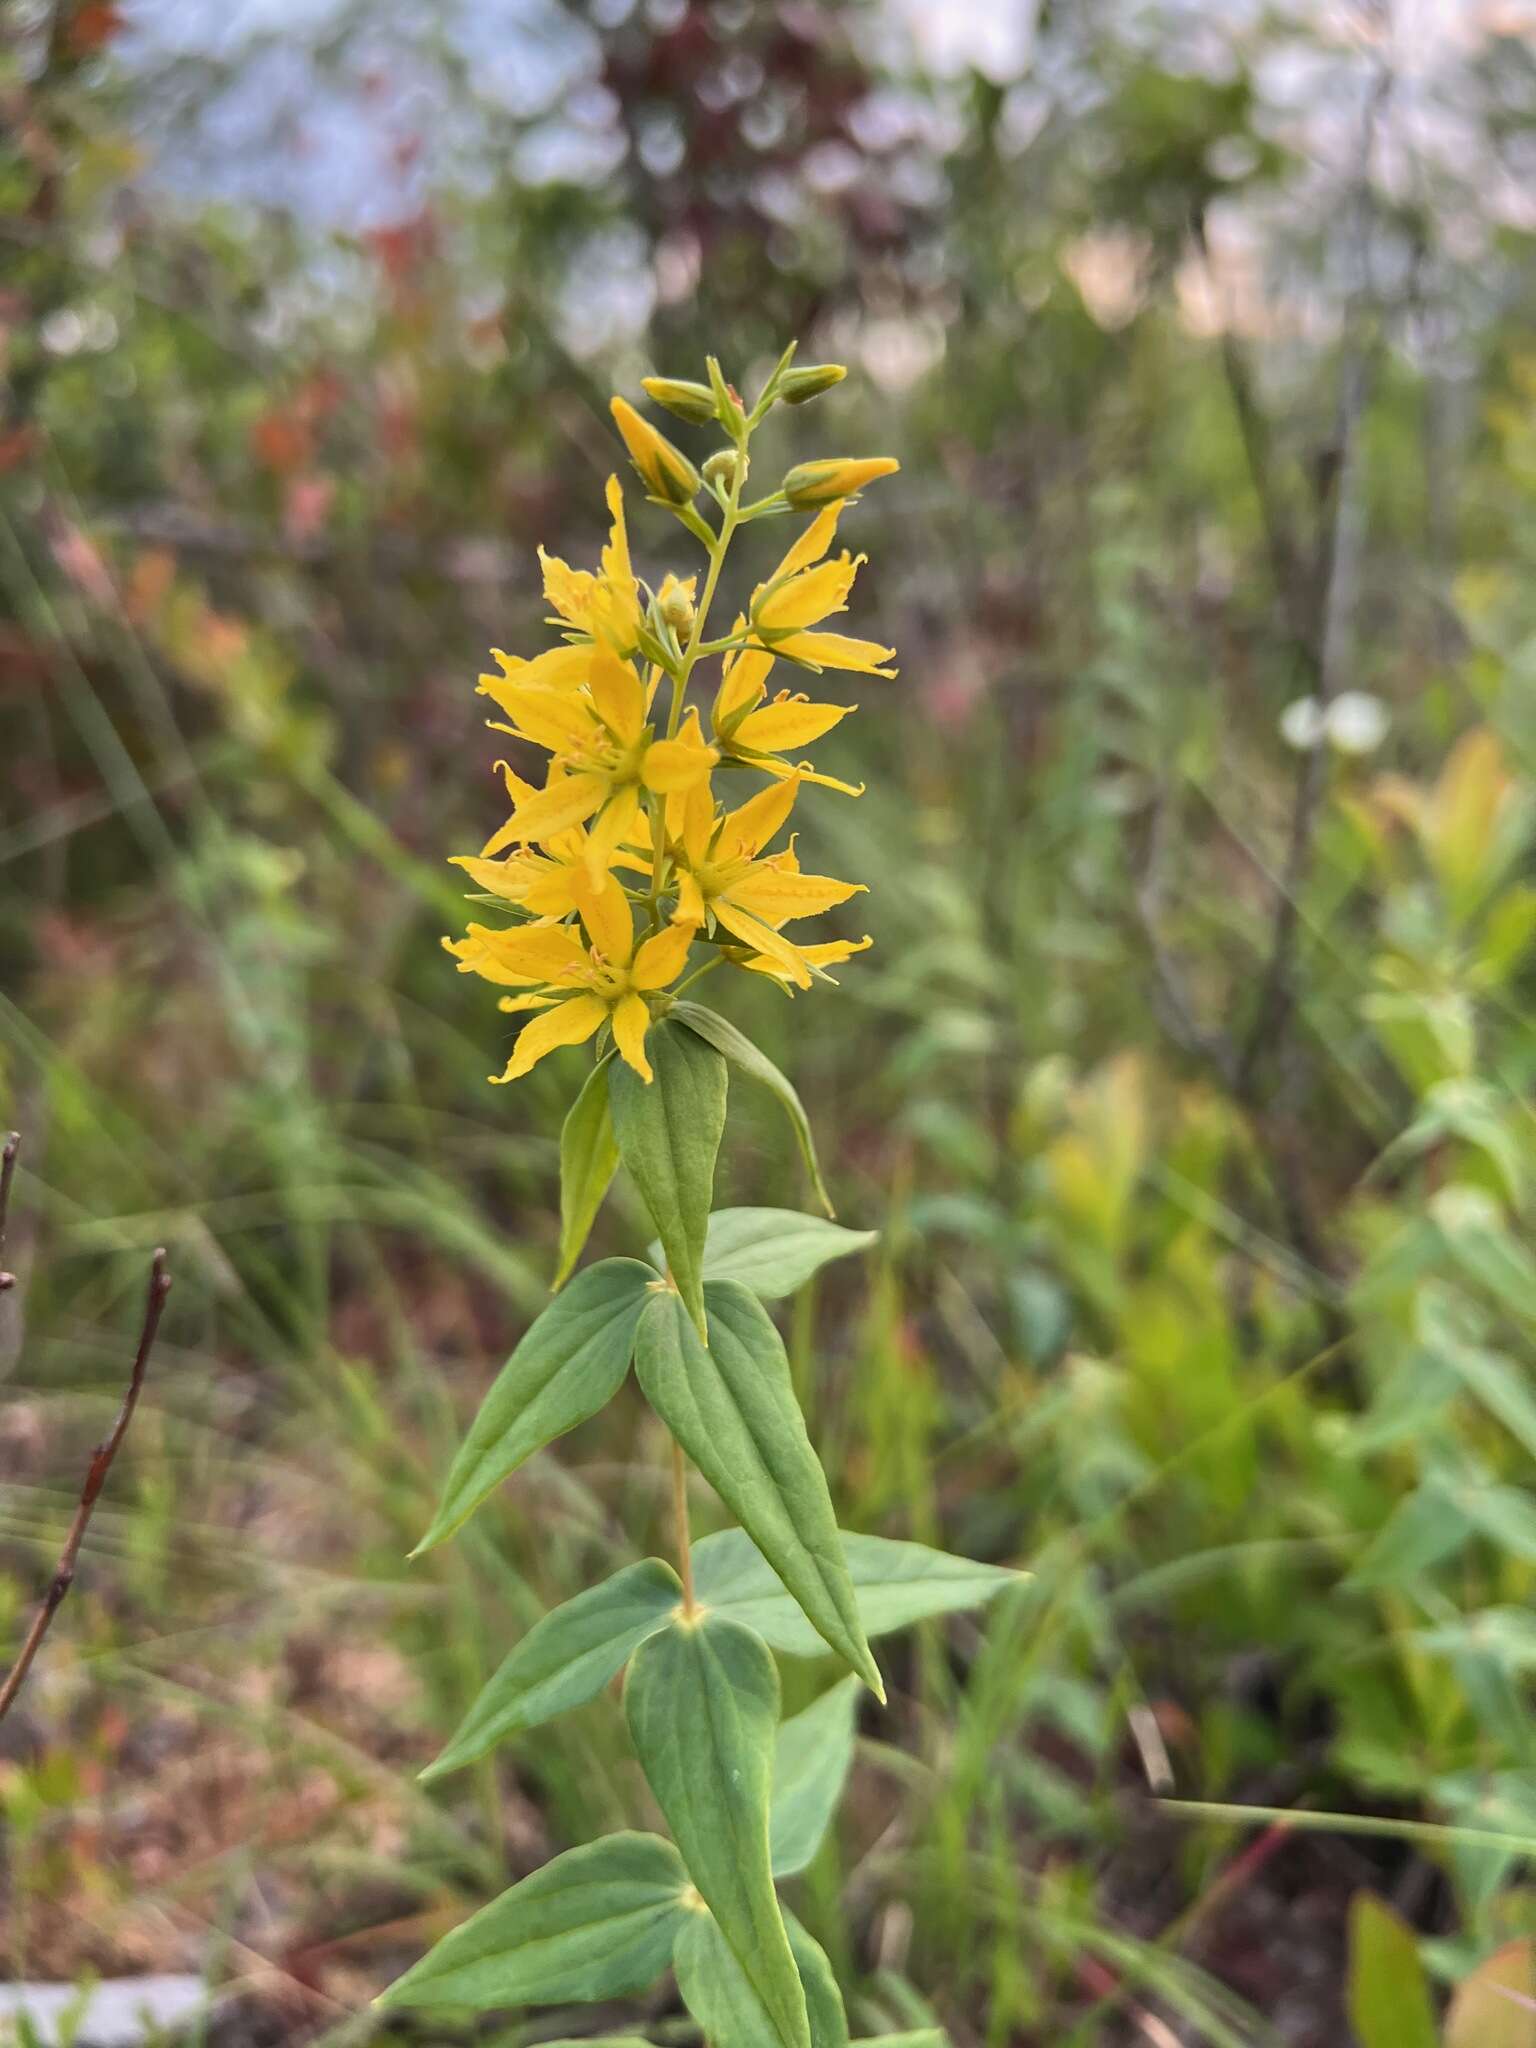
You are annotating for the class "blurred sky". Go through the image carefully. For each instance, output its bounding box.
[98,0,1536,377]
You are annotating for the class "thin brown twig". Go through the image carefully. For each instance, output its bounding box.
[0,1130,19,1291]
[0,1247,171,1724]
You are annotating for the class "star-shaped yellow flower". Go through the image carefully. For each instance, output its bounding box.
[482,649,719,875]
[443,877,693,1084]
[664,778,865,988]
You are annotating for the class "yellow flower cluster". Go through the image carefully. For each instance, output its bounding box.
[444,368,898,1085]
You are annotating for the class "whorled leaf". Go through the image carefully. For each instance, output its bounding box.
[1347,1894,1438,2048]
[647,1207,877,1301]
[674,1904,849,2048]
[625,1614,809,2048]
[633,1284,881,1695]
[377,1832,689,2011]
[553,1051,620,1289]
[413,1258,655,1554]
[423,1558,683,1780]
[691,1525,1024,1658]
[609,1018,727,1332]
[671,1000,834,1217]
[770,1676,861,1877]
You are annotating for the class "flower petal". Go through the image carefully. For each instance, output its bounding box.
[726,866,866,924]
[492,993,606,1083]
[574,869,635,966]
[588,649,646,744]
[770,631,896,677]
[712,898,813,988]
[503,772,607,844]
[632,920,694,990]
[610,991,654,1081]
[642,712,719,794]
[495,683,599,753]
[755,553,861,634]
[717,776,799,860]
[767,501,845,585]
[734,695,854,752]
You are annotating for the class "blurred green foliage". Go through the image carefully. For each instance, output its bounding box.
[10,2,1536,2042]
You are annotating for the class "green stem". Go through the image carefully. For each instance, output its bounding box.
[667,454,746,739]
[672,956,723,998]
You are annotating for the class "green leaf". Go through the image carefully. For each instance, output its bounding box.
[671,1000,834,1217]
[674,1905,849,2048]
[1346,1483,1474,1590]
[770,1677,861,1876]
[633,1284,881,1695]
[553,1053,620,1289]
[413,1259,654,1555]
[625,1614,810,2048]
[377,1832,688,2011]
[423,1559,682,1780]
[609,1018,727,1332]
[654,1208,877,1301]
[692,1526,1024,1658]
[1346,1894,1439,2048]
[856,2035,949,2048]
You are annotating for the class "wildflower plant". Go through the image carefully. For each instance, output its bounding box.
[381,349,1021,2046]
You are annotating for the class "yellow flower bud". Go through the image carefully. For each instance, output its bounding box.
[641,375,719,425]
[781,456,899,508]
[701,447,742,491]
[779,363,847,405]
[610,396,701,505]
[657,573,696,634]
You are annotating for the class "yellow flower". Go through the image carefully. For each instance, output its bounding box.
[452,763,596,916]
[746,503,896,677]
[610,396,701,505]
[782,456,899,508]
[443,879,694,1084]
[483,649,719,874]
[532,478,641,653]
[664,779,865,988]
[734,933,874,988]
[709,639,861,793]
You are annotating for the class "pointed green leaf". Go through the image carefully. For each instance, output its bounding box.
[634,1284,881,1695]
[671,1000,834,1216]
[625,1614,810,2048]
[692,1526,1024,1657]
[553,1053,620,1289]
[648,1208,877,1301]
[414,1259,654,1554]
[1347,1894,1439,2048]
[771,1677,861,1876]
[378,1832,688,2011]
[857,2034,949,2048]
[423,1559,683,1780]
[674,1905,848,2048]
[609,1018,727,1332]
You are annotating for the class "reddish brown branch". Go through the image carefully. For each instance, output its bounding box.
[0,1246,171,1724]
[0,1130,19,1291]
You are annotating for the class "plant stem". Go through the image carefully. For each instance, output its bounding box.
[672,1437,696,1617]
[667,451,745,739]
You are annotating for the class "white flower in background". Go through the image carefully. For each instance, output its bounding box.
[1281,696,1327,749]
[1326,691,1390,755]
[1279,692,1389,755]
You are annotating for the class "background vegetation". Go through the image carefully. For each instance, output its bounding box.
[8,1,1536,2041]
